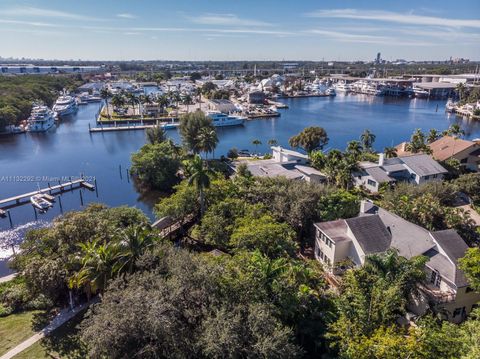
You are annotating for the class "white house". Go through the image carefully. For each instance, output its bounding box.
[271,146,309,165]
[314,201,480,323]
[352,153,448,193]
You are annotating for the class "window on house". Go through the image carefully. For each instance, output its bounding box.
[433,174,437,179]
[424,175,430,180]
[430,270,441,287]
[466,286,475,293]
[367,179,377,187]
[453,307,466,318]
[460,158,468,164]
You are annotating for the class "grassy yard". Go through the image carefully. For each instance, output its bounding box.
[0,310,87,359]
[0,311,41,356]
[14,310,87,359]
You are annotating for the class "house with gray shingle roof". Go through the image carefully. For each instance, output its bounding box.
[352,153,448,193]
[314,200,480,323]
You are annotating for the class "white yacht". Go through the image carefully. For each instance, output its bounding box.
[78,91,103,104]
[206,111,245,127]
[27,106,55,132]
[53,95,78,117]
[334,82,352,93]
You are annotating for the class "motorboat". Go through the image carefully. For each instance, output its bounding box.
[53,95,78,117]
[325,88,336,96]
[445,99,456,113]
[27,106,55,132]
[206,111,245,127]
[78,91,103,104]
[30,194,53,211]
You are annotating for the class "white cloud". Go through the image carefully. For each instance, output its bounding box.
[0,19,58,27]
[307,9,480,29]
[117,13,137,19]
[306,29,436,46]
[0,6,102,21]
[189,13,272,27]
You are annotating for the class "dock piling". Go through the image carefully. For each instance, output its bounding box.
[33,207,38,221]
[7,210,13,229]
[58,195,63,214]
[79,190,84,206]
[119,165,123,180]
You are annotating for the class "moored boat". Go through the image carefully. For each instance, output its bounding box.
[206,111,245,127]
[53,95,78,117]
[27,106,55,132]
[30,194,53,211]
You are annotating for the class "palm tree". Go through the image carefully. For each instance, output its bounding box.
[252,139,262,154]
[456,83,466,102]
[197,87,203,109]
[360,129,376,152]
[447,124,465,158]
[427,129,440,144]
[100,88,112,118]
[110,94,125,113]
[267,139,278,147]
[384,146,398,158]
[346,140,362,159]
[158,94,169,114]
[115,225,155,274]
[126,93,139,117]
[182,94,193,113]
[186,155,213,217]
[198,127,218,159]
[70,240,120,296]
[146,125,167,144]
[448,124,465,138]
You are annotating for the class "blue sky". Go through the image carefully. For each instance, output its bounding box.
[1,0,479,61]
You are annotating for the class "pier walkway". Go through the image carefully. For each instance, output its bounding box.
[0,179,95,210]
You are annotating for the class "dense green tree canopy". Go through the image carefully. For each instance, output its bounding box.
[131,140,182,191]
[11,204,149,303]
[289,126,329,153]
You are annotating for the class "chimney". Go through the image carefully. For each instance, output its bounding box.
[379,153,385,166]
[360,200,377,214]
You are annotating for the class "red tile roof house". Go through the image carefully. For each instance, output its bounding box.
[314,200,480,323]
[396,136,480,172]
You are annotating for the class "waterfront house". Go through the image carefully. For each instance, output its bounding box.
[352,153,448,193]
[314,201,480,323]
[231,146,326,183]
[396,136,480,172]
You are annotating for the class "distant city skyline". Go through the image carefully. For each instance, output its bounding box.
[0,0,479,61]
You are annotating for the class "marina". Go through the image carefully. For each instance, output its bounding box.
[1,94,479,233]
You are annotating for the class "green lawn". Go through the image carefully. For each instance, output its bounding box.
[14,310,87,359]
[0,310,87,359]
[0,311,41,356]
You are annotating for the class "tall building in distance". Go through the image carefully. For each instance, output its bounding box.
[375,52,382,64]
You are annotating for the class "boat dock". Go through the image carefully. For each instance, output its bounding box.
[0,179,95,211]
[89,123,179,133]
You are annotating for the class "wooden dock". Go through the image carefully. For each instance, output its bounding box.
[0,179,95,209]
